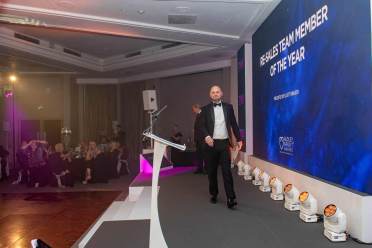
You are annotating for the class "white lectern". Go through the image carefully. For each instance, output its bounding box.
[143,131,186,248]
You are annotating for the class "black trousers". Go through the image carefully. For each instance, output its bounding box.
[205,139,236,199]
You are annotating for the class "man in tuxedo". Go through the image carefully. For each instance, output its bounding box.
[192,104,205,174]
[200,85,242,209]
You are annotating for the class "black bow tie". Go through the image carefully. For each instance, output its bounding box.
[213,102,222,107]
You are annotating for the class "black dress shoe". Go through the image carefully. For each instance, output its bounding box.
[227,198,237,209]
[210,196,217,204]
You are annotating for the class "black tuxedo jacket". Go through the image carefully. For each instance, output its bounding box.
[200,102,241,143]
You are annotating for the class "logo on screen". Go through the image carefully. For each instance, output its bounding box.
[279,136,294,155]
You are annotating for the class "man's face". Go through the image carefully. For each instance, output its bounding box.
[209,86,223,102]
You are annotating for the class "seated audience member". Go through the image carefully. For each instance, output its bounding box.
[74,142,87,159]
[98,134,110,153]
[61,148,74,187]
[0,145,9,181]
[113,124,126,145]
[70,142,87,182]
[27,141,47,188]
[13,141,30,184]
[108,141,120,178]
[82,141,97,184]
[49,143,73,187]
[91,145,109,183]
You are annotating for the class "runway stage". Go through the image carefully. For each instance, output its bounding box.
[73,167,368,248]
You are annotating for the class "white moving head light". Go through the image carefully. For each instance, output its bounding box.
[323,204,347,242]
[269,177,283,200]
[243,163,253,181]
[237,161,245,176]
[299,192,318,223]
[252,167,262,186]
[259,171,271,192]
[284,184,300,211]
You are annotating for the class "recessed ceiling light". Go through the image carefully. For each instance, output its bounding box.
[174,6,191,13]
[137,10,145,15]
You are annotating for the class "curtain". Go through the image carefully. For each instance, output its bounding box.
[120,81,151,177]
[82,85,117,142]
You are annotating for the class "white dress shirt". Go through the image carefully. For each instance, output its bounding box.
[213,102,228,139]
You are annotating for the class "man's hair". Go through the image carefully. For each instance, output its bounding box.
[210,85,222,92]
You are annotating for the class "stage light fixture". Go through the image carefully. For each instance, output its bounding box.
[31,238,52,248]
[299,191,318,222]
[323,204,347,242]
[284,184,300,211]
[269,176,284,200]
[243,163,253,181]
[252,167,262,186]
[258,171,271,192]
[9,74,17,83]
[237,160,245,176]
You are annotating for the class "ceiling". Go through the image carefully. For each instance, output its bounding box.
[7,24,173,58]
[0,0,280,82]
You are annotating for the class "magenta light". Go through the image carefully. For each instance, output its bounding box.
[134,166,196,183]
[140,154,153,174]
[4,91,13,98]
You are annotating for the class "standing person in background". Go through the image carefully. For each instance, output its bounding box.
[192,104,206,174]
[200,85,243,209]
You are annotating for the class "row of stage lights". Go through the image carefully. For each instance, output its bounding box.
[235,161,347,242]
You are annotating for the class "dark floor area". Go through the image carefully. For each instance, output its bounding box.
[158,170,370,248]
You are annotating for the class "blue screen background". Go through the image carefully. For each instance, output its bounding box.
[252,0,372,195]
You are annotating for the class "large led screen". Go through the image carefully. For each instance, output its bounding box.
[252,0,372,194]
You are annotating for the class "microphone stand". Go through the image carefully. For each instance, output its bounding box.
[144,105,167,149]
